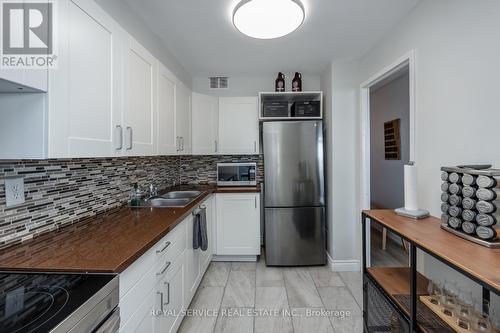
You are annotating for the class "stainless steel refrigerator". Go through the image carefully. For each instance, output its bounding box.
[262,120,326,266]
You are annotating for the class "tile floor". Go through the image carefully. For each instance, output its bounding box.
[178,257,363,333]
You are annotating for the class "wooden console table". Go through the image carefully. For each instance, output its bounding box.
[362,210,500,333]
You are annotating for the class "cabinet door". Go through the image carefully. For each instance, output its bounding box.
[218,97,259,154]
[200,196,214,271]
[216,193,260,255]
[157,64,177,155]
[120,286,155,333]
[156,258,185,333]
[185,215,201,300]
[124,38,156,155]
[176,82,192,154]
[192,93,218,155]
[48,0,123,157]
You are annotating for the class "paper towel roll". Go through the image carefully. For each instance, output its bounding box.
[404,164,418,211]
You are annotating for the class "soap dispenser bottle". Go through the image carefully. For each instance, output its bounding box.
[130,183,141,207]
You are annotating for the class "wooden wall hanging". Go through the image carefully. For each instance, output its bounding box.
[384,118,401,160]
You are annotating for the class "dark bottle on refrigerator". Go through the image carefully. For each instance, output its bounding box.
[292,72,302,92]
[275,72,285,92]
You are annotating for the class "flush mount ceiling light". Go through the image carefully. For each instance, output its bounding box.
[232,0,305,39]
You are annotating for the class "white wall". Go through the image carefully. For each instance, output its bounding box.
[370,71,410,209]
[358,0,500,216]
[193,73,321,97]
[353,0,500,306]
[320,64,333,258]
[321,60,360,270]
[95,0,192,88]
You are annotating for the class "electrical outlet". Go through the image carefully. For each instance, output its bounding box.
[5,177,25,207]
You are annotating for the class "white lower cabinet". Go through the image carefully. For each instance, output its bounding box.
[200,195,214,269]
[185,215,201,299]
[155,258,185,333]
[215,193,261,256]
[119,197,213,333]
[185,195,214,301]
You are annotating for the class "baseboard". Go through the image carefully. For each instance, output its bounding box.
[212,255,257,262]
[326,251,361,272]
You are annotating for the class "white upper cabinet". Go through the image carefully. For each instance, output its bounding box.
[0,68,47,92]
[48,0,123,158]
[191,93,218,155]
[157,63,177,155]
[218,97,259,154]
[124,38,157,156]
[3,0,196,159]
[176,82,192,154]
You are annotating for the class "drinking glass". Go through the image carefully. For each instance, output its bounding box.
[472,316,492,333]
[472,300,492,333]
[489,307,499,333]
[458,291,474,318]
[443,280,459,306]
[427,280,442,305]
[456,315,472,330]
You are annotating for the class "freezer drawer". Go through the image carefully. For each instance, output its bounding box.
[265,207,326,266]
[263,121,324,207]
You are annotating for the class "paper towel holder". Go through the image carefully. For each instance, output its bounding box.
[395,161,430,219]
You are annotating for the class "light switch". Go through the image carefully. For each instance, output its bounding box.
[5,177,25,207]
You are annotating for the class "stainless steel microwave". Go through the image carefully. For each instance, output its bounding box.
[217,163,257,186]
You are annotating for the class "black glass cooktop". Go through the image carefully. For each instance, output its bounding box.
[0,272,115,333]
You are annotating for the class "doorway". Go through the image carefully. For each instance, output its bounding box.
[369,67,410,266]
[360,51,416,267]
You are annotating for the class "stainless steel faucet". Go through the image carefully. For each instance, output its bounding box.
[146,183,158,200]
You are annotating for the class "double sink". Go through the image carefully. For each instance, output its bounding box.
[135,191,203,208]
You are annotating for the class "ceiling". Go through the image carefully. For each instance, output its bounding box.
[124,0,419,77]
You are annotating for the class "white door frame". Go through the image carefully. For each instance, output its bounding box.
[359,50,416,266]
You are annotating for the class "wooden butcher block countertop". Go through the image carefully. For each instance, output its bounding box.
[0,185,260,273]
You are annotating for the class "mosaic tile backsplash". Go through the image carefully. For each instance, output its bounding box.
[0,155,262,249]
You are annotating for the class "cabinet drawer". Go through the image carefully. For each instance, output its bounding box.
[120,221,186,300]
[120,249,186,328]
[155,219,188,265]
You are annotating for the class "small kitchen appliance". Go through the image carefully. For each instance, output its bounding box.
[217,162,257,186]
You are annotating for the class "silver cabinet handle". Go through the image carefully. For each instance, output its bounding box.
[114,125,123,150]
[157,291,164,312]
[176,136,180,151]
[156,241,171,254]
[215,140,218,153]
[165,281,170,305]
[157,261,171,276]
[180,137,185,151]
[255,196,257,208]
[254,141,257,152]
[126,127,133,150]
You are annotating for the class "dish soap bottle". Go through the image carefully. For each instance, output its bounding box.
[292,72,302,92]
[130,183,141,207]
[275,72,285,92]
